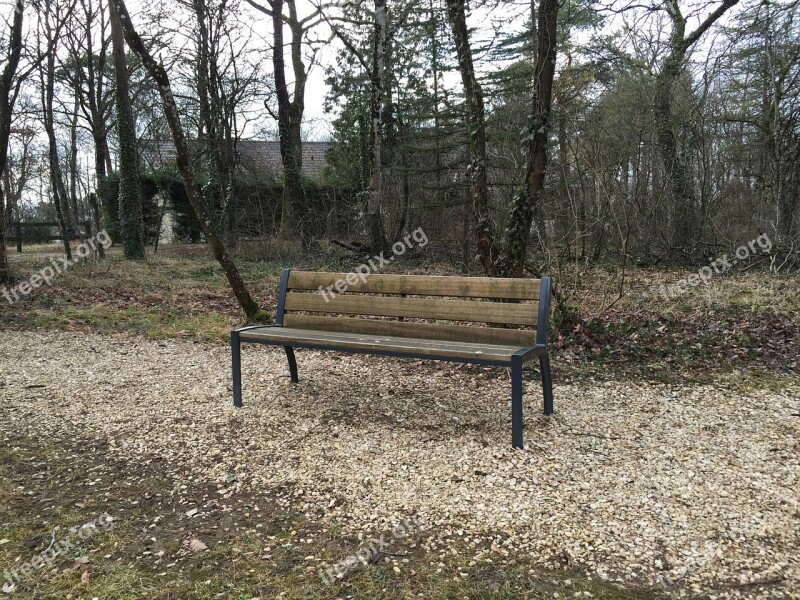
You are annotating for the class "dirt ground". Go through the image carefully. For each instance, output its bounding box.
[1,329,797,599]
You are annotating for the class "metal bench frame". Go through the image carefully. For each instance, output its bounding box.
[231,268,553,449]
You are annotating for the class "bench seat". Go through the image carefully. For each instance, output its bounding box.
[239,326,547,363]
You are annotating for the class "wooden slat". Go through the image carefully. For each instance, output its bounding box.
[239,327,524,362]
[284,291,537,326]
[288,270,539,300]
[283,314,535,346]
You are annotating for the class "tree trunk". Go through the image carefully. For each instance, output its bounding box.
[286,0,308,244]
[0,1,25,283]
[110,0,145,259]
[109,0,269,323]
[81,0,109,258]
[367,0,389,255]
[498,0,558,277]
[68,89,89,246]
[446,0,493,275]
[246,0,309,243]
[653,52,696,249]
[91,129,108,257]
[40,14,74,260]
[0,213,7,283]
[193,0,221,233]
[1,140,26,227]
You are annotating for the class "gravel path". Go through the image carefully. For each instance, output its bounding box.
[2,329,798,598]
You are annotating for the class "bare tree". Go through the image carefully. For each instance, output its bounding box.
[39,0,78,260]
[315,0,417,253]
[246,0,318,243]
[189,0,237,245]
[446,0,492,274]
[366,0,389,254]
[108,0,269,322]
[66,0,115,256]
[2,121,38,251]
[652,0,738,250]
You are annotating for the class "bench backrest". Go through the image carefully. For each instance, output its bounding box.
[275,269,551,347]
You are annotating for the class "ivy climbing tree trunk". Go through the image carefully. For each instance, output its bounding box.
[271,0,305,239]
[109,0,269,322]
[498,0,558,277]
[0,0,25,284]
[446,0,493,275]
[110,0,145,259]
[653,0,738,251]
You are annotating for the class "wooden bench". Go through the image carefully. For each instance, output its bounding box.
[231,269,553,449]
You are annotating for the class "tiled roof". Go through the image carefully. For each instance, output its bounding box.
[140,139,331,181]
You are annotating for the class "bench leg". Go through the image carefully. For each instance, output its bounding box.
[540,354,553,415]
[232,331,243,408]
[511,356,524,449]
[284,346,299,383]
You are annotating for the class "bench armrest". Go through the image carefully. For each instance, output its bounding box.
[232,324,282,334]
[513,344,548,362]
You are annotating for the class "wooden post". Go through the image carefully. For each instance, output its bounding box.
[15,222,21,252]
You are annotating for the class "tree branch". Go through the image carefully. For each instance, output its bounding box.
[683,0,739,49]
[243,0,274,17]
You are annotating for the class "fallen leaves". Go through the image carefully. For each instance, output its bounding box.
[557,308,800,379]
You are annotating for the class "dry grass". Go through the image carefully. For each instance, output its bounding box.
[554,263,800,318]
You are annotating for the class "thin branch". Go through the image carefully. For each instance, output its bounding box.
[684,0,740,49]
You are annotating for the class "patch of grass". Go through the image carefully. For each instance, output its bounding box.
[28,306,235,341]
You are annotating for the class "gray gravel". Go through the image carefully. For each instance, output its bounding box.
[1,329,798,598]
